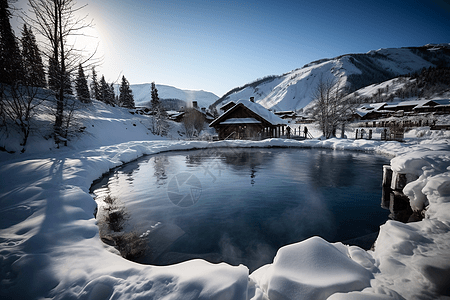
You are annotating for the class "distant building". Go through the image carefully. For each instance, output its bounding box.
[209,97,287,140]
[351,103,388,121]
[168,101,215,123]
[274,111,298,120]
[351,99,450,121]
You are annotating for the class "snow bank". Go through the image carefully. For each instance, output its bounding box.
[390,144,450,211]
[250,237,373,300]
[1,134,450,299]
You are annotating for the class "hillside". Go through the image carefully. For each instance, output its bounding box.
[130,83,219,109]
[342,66,450,106]
[213,44,450,112]
[0,97,188,156]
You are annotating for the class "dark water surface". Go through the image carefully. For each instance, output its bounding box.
[91,147,390,271]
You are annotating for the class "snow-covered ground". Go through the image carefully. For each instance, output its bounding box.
[1,102,450,299]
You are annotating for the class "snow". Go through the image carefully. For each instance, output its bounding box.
[235,99,288,126]
[349,77,409,99]
[250,237,373,300]
[1,102,450,299]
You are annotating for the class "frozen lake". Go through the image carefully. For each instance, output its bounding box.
[92,147,391,271]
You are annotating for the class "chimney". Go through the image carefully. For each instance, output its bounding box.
[250,97,255,103]
[192,101,198,108]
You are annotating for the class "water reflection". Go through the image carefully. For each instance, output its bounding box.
[91,148,390,272]
[153,156,169,186]
[184,148,273,185]
[218,148,269,185]
[308,150,357,188]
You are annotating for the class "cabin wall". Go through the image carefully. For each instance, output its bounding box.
[216,124,264,140]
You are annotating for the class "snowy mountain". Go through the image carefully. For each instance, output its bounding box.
[129,83,219,108]
[213,44,450,112]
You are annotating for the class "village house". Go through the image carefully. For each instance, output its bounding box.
[168,101,215,123]
[351,99,450,121]
[274,110,298,120]
[209,97,287,140]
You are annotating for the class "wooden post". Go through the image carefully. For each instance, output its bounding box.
[391,172,407,191]
[382,165,392,187]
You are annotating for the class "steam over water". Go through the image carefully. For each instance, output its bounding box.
[92,148,390,271]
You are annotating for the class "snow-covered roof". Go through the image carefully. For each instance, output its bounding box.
[274,110,295,115]
[430,99,450,107]
[210,99,288,127]
[166,110,182,116]
[354,102,387,118]
[235,100,288,125]
[384,100,431,109]
[220,118,261,125]
[169,112,185,118]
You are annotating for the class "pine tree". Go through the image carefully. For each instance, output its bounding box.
[99,75,108,103]
[118,75,135,108]
[99,75,114,105]
[151,81,160,111]
[150,82,168,135]
[21,24,46,87]
[108,83,115,105]
[75,64,90,103]
[0,0,23,84]
[90,67,100,100]
[64,71,73,95]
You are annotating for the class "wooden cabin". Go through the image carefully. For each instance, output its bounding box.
[209,97,287,140]
[169,101,215,123]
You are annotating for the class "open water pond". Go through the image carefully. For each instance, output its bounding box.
[91,147,391,271]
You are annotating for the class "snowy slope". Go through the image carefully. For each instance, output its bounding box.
[0,99,189,156]
[130,83,219,108]
[348,77,409,99]
[215,44,450,112]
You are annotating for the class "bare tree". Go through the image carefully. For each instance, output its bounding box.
[182,108,205,138]
[182,109,196,138]
[0,83,50,152]
[312,76,351,139]
[25,0,96,145]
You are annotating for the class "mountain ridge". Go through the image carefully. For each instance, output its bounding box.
[212,44,450,112]
[128,83,219,109]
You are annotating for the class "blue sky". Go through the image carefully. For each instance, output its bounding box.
[12,0,450,96]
